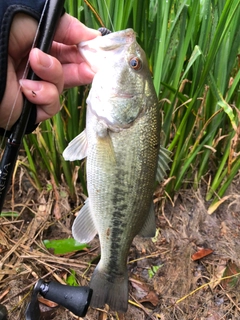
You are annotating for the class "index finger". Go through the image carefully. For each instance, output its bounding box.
[54,13,101,45]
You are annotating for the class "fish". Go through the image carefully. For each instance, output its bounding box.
[63,29,171,312]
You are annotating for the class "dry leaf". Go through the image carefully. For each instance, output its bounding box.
[222,261,240,289]
[191,248,213,261]
[140,290,159,306]
[208,195,232,214]
[131,280,148,300]
[209,261,227,290]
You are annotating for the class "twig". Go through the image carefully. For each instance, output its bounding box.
[175,272,240,305]
[128,250,169,264]
[128,293,155,320]
[219,283,240,312]
[19,254,90,269]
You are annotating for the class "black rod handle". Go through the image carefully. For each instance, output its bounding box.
[25,280,93,320]
[40,281,93,317]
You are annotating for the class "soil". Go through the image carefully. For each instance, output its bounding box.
[0,169,240,320]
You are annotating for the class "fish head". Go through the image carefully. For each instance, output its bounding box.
[78,29,157,130]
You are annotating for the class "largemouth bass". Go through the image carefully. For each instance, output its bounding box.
[63,29,170,312]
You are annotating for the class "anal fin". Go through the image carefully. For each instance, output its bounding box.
[72,198,97,243]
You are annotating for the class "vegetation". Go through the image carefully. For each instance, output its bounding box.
[24,0,240,212]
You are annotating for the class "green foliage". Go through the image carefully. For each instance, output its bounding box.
[148,265,163,279]
[24,0,240,211]
[43,238,88,255]
[0,211,19,217]
[66,269,78,286]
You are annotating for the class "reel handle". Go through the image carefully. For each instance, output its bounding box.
[26,280,93,320]
[39,280,92,317]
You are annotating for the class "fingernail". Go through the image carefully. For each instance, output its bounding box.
[19,79,43,91]
[33,48,53,68]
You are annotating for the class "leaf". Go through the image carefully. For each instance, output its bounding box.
[209,260,227,290]
[208,195,232,214]
[191,248,213,261]
[140,290,159,307]
[131,280,149,300]
[43,238,89,255]
[148,265,163,279]
[0,211,19,217]
[66,269,78,286]
[222,262,240,289]
[180,45,202,82]
[217,100,238,131]
[151,228,160,243]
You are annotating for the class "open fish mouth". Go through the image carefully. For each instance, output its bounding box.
[78,29,137,73]
[79,28,136,50]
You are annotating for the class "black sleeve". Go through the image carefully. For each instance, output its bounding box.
[0,0,46,136]
[0,0,65,136]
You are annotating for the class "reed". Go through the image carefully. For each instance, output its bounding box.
[24,0,240,212]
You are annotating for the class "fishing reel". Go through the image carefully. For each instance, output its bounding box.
[0,280,92,320]
[0,304,7,320]
[25,280,92,320]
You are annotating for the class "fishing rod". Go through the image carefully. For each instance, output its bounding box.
[0,1,95,319]
[0,0,64,213]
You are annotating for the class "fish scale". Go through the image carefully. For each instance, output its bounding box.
[63,29,171,312]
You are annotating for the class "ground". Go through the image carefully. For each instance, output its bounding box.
[0,170,240,320]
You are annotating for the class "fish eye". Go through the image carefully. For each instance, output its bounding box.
[129,57,142,71]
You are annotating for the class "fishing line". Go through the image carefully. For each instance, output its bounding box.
[83,0,114,32]
[0,0,49,152]
[103,0,115,31]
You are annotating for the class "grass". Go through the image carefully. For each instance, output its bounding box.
[23,0,240,212]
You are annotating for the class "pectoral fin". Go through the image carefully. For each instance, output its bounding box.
[156,146,171,183]
[138,203,156,237]
[63,130,88,161]
[72,198,97,243]
[97,132,116,164]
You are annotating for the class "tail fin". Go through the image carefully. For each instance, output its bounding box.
[89,266,128,313]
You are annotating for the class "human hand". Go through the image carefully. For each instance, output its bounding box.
[0,12,100,131]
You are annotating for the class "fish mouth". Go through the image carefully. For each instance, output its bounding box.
[78,29,137,73]
[79,28,136,51]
